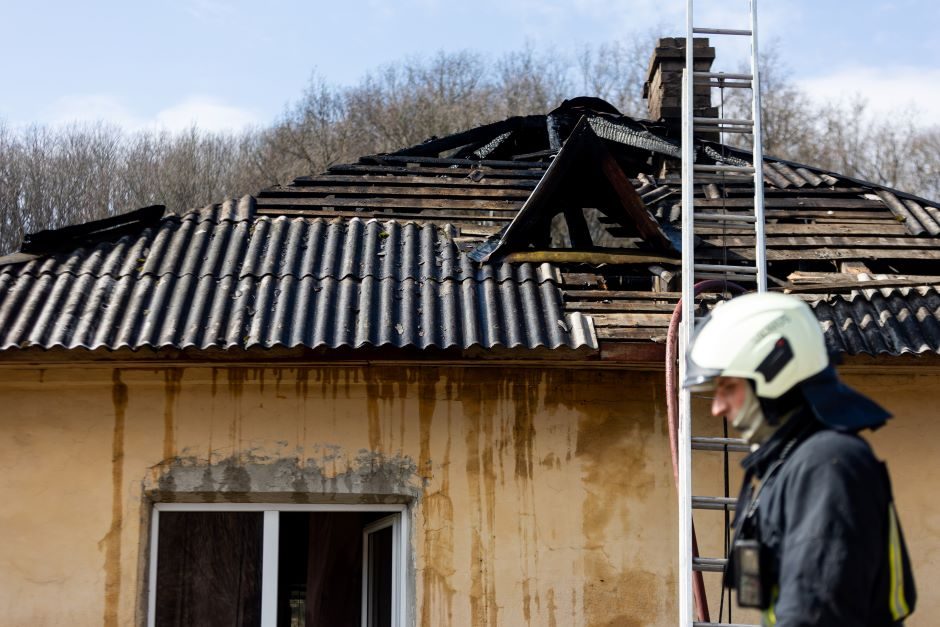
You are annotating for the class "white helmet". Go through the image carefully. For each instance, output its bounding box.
[684,292,828,399]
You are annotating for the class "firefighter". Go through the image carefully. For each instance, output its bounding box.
[683,292,916,626]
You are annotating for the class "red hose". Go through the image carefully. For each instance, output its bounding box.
[665,280,746,623]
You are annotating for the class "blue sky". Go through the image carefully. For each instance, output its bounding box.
[3,0,939,132]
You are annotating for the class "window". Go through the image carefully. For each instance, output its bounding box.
[147,504,408,627]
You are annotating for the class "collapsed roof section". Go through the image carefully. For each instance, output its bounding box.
[2,96,940,361]
[470,115,676,263]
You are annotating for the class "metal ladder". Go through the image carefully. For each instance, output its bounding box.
[678,1,768,625]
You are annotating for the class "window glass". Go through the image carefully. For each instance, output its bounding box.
[365,524,393,627]
[153,509,397,627]
[277,512,367,626]
[155,512,263,627]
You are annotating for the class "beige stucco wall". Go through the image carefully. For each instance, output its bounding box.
[0,363,936,626]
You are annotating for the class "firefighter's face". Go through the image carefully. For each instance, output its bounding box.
[711,377,748,419]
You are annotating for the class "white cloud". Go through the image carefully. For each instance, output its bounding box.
[44,94,142,130]
[40,94,260,133]
[797,66,940,128]
[153,97,259,133]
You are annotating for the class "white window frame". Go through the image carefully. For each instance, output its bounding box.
[362,514,401,627]
[147,503,409,627]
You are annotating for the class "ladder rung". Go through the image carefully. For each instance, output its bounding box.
[693,557,727,572]
[691,179,757,186]
[694,79,753,90]
[692,496,738,511]
[692,213,758,223]
[694,71,753,81]
[692,436,750,452]
[695,273,759,282]
[694,263,759,274]
[694,165,755,174]
[692,27,753,36]
[695,126,753,135]
[687,173,757,180]
[693,117,753,126]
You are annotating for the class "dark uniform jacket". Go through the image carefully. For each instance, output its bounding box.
[729,409,916,626]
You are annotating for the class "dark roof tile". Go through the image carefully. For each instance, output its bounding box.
[0,208,597,354]
[812,287,940,356]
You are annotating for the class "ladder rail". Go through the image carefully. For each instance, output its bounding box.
[678,3,696,625]
[680,1,767,626]
[750,0,768,293]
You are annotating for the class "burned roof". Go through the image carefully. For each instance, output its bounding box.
[1,98,939,361]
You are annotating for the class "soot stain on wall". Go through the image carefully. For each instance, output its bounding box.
[102,370,128,627]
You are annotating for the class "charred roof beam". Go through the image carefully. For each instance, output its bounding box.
[389,115,543,158]
[20,204,165,255]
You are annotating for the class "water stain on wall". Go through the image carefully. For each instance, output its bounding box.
[294,367,310,400]
[547,587,558,627]
[366,374,383,454]
[102,369,127,627]
[419,379,455,626]
[509,372,544,625]
[459,368,520,627]
[162,369,183,461]
[576,371,664,626]
[226,368,246,458]
[141,366,668,625]
[417,369,439,482]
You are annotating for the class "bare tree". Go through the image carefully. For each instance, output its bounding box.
[3,39,939,256]
[576,32,659,117]
[494,45,571,118]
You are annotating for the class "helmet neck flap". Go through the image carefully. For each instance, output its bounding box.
[797,365,890,432]
[749,365,890,438]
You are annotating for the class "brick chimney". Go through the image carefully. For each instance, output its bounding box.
[644,37,718,125]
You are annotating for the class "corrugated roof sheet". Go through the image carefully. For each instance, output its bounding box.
[0,203,597,353]
[812,287,940,356]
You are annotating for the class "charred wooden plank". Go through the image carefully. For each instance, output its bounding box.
[599,341,666,363]
[389,118,523,157]
[697,247,940,261]
[763,187,870,195]
[565,300,676,314]
[591,312,673,327]
[699,235,940,248]
[694,198,884,208]
[256,196,524,211]
[763,209,899,220]
[325,164,547,179]
[255,208,517,222]
[562,289,681,300]
[503,250,680,265]
[596,327,667,340]
[292,174,539,189]
[370,154,548,169]
[693,223,908,236]
[260,184,532,200]
[786,276,940,293]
